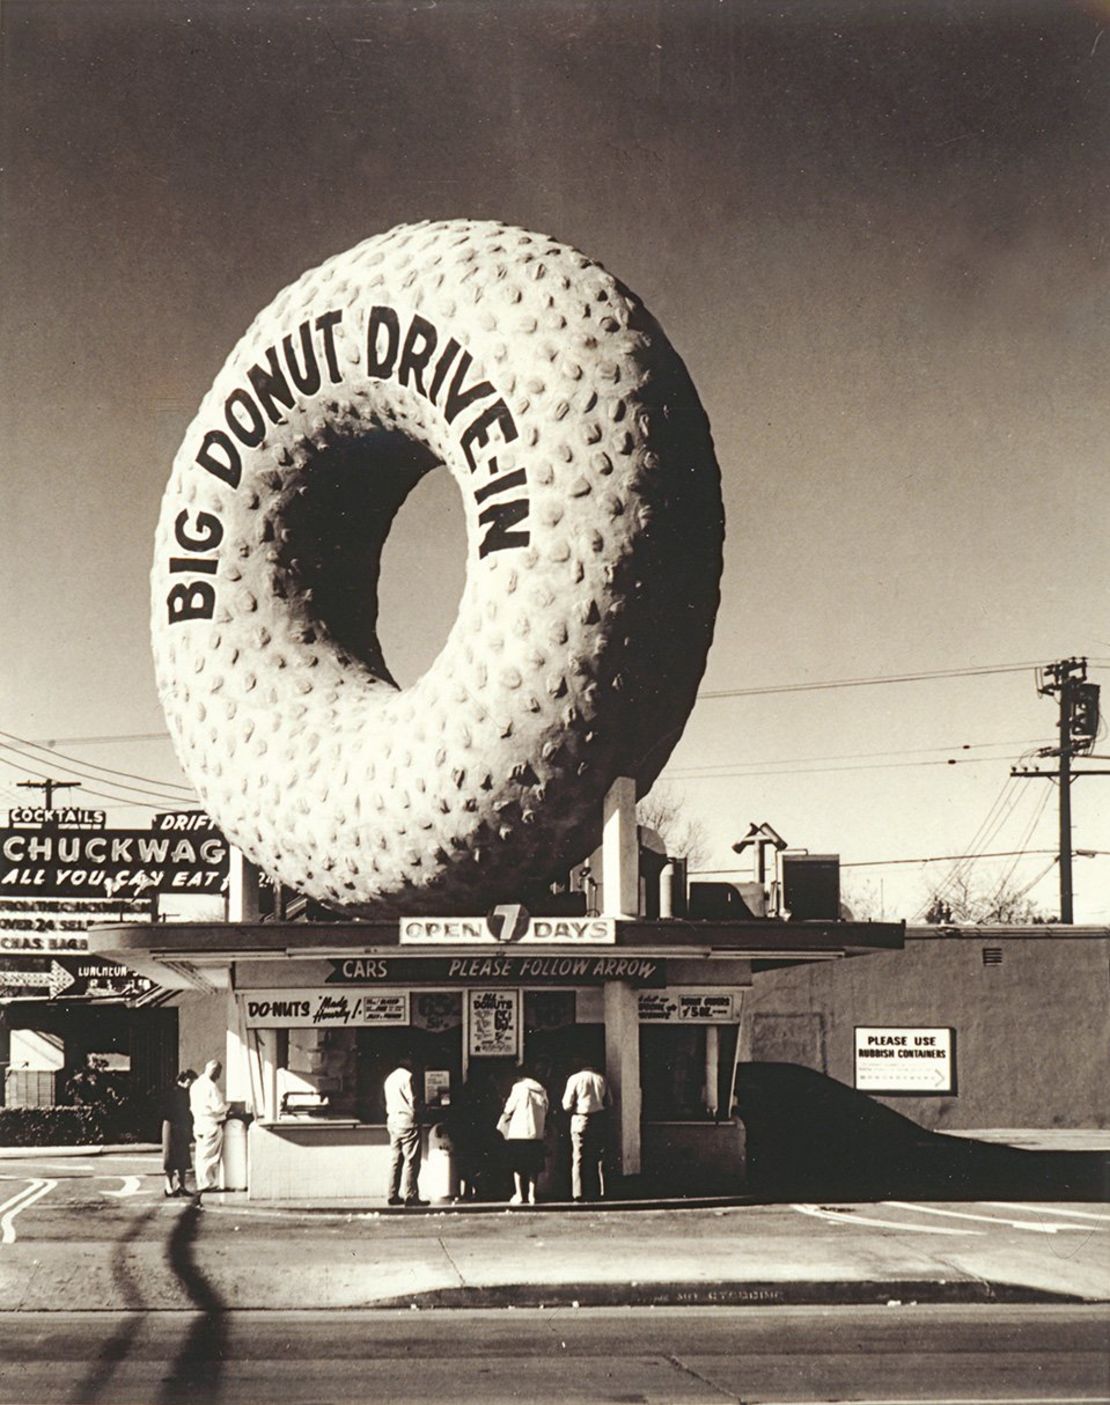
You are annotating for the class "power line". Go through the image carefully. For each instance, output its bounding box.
[664,737,1052,778]
[696,661,1064,701]
[0,732,194,797]
[662,753,1030,783]
[28,731,172,747]
[694,848,1109,875]
[0,751,193,809]
[841,848,1064,869]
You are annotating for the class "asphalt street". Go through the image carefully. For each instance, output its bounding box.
[0,1304,1107,1404]
[0,1151,1106,1403]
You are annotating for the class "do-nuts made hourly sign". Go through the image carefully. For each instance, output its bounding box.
[854,1026,955,1094]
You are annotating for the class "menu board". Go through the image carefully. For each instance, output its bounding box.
[638,990,738,1023]
[467,989,519,1057]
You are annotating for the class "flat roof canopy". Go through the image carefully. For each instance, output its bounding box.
[87,918,904,990]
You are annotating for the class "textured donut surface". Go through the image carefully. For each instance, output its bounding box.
[152,220,723,914]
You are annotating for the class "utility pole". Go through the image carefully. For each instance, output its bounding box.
[1011,658,1106,923]
[16,777,81,810]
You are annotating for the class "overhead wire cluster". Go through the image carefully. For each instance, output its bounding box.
[2,660,1105,897]
[0,731,195,813]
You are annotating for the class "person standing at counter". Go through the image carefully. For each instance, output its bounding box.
[562,1060,610,1202]
[384,1056,427,1206]
[161,1069,196,1198]
[497,1064,549,1206]
[189,1058,229,1194]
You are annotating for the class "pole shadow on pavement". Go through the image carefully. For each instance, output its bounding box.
[69,1206,160,1405]
[156,1201,227,1405]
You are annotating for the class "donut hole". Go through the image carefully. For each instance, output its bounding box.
[377,468,467,687]
[276,429,443,686]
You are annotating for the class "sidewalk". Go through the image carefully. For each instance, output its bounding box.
[2,1194,1105,1312]
[0,1133,1106,1313]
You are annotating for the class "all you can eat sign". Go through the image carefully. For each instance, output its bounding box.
[854,1026,955,1094]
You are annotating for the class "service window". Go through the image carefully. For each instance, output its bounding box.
[640,1025,707,1119]
[639,1023,741,1121]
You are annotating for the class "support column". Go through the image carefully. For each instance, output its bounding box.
[256,1028,279,1122]
[705,1025,719,1117]
[603,980,641,1177]
[601,776,639,918]
[227,846,261,922]
[224,988,250,1106]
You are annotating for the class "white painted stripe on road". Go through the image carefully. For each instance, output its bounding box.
[99,1176,142,1198]
[790,1203,983,1235]
[982,1202,1110,1223]
[1,1179,56,1244]
[2,1163,98,1173]
[0,1182,40,1218]
[883,1201,1101,1234]
[770,1397,1109,1405]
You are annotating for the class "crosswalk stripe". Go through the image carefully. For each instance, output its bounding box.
[790,1203,982,1235]
[883,1201,1102,1233]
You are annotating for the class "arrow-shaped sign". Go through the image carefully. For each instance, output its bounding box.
[48,960,75,997]
[0,961,76,997]
[0,969,52,989]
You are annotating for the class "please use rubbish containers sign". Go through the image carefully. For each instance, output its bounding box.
[854,1026,955,1094]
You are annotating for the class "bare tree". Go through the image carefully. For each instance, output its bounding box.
[922,869,1055,925]
[839,877,884,922]
[636,783,711,870]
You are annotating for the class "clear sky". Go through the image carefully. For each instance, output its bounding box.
[2,0,1107,921]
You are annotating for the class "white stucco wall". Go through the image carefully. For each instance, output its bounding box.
[742,931,1110,1130]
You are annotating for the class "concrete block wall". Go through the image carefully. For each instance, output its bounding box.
[742,933,1110,1130]
[175,990,228,1079]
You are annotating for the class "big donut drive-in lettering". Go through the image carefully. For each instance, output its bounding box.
[166,304,529,626]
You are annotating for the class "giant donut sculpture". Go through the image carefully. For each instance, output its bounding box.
[152,221,723,914]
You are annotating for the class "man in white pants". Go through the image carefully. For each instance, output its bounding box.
[189,1058,229,1193]
[562,1060,610,1202]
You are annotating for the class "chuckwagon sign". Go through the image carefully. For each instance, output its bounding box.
[0,897,155,952]
[0,827,228,898]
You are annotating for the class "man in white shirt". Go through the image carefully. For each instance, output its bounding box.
[383,1057,426,1206]
[561,1061,609,1202]
[188,1058,229,1194]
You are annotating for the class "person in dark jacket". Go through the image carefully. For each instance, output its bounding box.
[161,1069,196,1197]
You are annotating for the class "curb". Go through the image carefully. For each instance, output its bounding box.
[206,1194,756,1216]
[0,1144,159,1159]
[370,1279,1089,1311]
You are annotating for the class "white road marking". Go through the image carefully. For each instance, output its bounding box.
[99,1176,143,1198]
[790,1203,982,1235]
[4,1162,98,1173]
[883,1201,1100,1234]
[982,1202,1110,1223]
[771,1397,1109,1405]
[1,1179,56,1244]
[0,1183,39,1216]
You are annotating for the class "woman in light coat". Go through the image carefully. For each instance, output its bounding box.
[498,1064,549,1205]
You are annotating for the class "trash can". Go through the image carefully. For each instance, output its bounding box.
[421,1123,459,1202]
[221,1109,251,1191]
